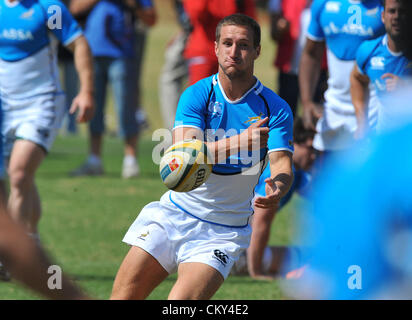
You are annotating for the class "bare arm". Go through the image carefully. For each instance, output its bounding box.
[135,6,157,27]
[0,213,88,299]
[270,12,289,42]
[350,64,370,140]
[254,151,294,209]
[247,205,277,280]
[299,38,325,130]
[67,36,95,123]
[172,118,270,164]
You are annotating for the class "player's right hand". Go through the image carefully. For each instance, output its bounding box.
[302,102,322,131]
[239,117,269,152]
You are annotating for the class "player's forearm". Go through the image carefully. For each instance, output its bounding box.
[270,13,288,42]
[206,135,241,165]
[299,49,322,106]
[247,208,275,276]
[72,37,94,95]
[0,216,86,300]
[136,7,157,27]
[350,68,369,129]
[269,152,294,199]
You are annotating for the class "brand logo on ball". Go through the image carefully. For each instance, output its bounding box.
[168,158,180,172]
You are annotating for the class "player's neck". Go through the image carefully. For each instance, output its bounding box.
[387,35,402,53]
[218,72,256,101]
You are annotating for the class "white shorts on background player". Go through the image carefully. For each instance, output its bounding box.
[123,192,251,279]
[1,93,66,156]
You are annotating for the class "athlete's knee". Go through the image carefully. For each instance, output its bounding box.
[8,168,34,192]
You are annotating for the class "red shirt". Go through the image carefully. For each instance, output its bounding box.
[184,0,256,61]
[274,0,308,73]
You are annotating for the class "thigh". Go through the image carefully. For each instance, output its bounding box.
[111,246,169,300]
[168,262,224,300]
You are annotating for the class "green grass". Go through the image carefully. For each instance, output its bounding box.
[0,134,303,300]
[0,4,304,300]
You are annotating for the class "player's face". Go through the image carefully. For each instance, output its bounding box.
[293,138,316,171]
[382,0,406,41]
[215,25,260,79]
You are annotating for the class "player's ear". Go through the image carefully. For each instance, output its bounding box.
[215,41,219,57]
[255,45,261,59]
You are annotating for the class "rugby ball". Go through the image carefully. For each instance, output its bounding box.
[159,139,212,192]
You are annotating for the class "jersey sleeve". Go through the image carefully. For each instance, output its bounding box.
[41,0,83,46]
[267,95,294,154]
[355,40,374,75]
[173,80,210,131]
[307,0,326,41]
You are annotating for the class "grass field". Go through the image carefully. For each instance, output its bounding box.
[0,2,305,300]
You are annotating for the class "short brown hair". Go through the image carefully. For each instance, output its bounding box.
[215,13,261,48]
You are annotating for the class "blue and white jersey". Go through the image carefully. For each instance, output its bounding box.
[0,0,82,102]
[308,0,385,114]
[255,164,311,210]
[294,120,412,299]
[165,74,294,227]
[356,35,412,131]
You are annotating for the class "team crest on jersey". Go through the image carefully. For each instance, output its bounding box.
[207,101,223,117]
[325,1,341,13]
[366,7,379,16]
[20,8,35,19]
[244,112,264,124]
[137,231,150,241]
[371,56,385,70]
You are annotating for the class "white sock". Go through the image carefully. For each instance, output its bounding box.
[123,155,137,166]
[87,154,101,166]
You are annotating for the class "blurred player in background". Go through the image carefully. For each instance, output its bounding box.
[288,87,412,299]
[159,0,191,130]
[268,0,328,117]
[0,209,88,299]
[287,3,412,297]
[299,0,385,161]
[0,0,94,244]
[111,14,294,300]
[350,0,412,138]
[231,117,316,280]
[70,0,154,179]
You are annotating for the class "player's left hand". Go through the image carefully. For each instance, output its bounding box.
[254,178,281,209]
[70,91,95,123]
[382,73,401,92]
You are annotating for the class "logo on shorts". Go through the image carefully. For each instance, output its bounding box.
[137,231,150,241]
[37,128,50,138]
[213,249,229,266]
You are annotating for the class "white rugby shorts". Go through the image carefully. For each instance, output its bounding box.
[1,93,66,156]
[314,101,378,152]
[123,196,252,279]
